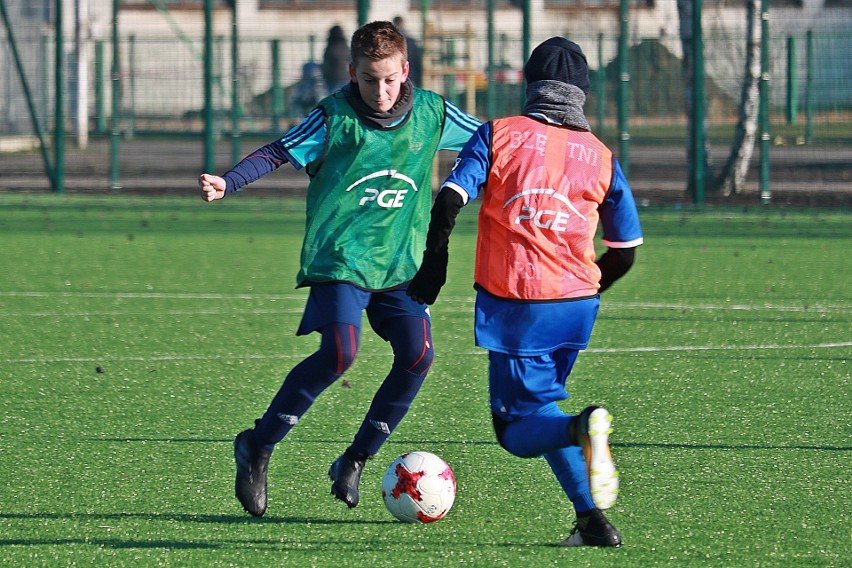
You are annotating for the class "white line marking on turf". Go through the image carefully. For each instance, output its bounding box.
[3,309,306,317]
[1,354,308,364]
[601,302,851,313]
[585,341,852,354]
[1,291,848,313]
[0,291,308,301]
[3,342,849,365]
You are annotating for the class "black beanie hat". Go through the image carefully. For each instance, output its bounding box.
[524,37,590,94]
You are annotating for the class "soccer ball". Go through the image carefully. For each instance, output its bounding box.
[381,451,456,523]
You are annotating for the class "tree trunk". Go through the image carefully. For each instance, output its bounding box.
[714,0,762,195]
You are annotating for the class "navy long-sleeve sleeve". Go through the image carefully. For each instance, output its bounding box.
[222,140,290,195]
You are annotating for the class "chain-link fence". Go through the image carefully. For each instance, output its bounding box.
[1,2,849,203]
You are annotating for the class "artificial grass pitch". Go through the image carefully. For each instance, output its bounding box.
[0,194,849,566]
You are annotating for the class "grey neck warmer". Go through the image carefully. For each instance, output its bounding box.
[342,79,415,129]
[523,80,590,131]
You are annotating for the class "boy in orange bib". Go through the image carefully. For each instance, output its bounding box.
[408,37,643,547]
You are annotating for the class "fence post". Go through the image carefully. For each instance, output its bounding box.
[110,0,121,192]
[691,0,705,205]
[41,31,49,134]
[786,35,797,125]
[804,29,813,144]
[617,0,630,177]
[759,0,771,204]
[596,32,605,135]
[271,39,283,131]
[521,0,530,109]
[446,38,457,106]
[230,1,241,164]
[203,0,215,174]
[357,0,368,27]
[54,0,65,193]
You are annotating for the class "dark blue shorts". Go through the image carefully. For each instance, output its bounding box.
[296,282,431,340]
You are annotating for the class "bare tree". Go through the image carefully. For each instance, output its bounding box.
[713,0,762,196]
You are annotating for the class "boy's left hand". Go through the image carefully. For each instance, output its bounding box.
[406,253,447,305]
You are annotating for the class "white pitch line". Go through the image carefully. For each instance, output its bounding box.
[3,342,850,365]
[453,342,852,356]
[599,302,851,313]
[1,353,307,364]
[0,291,307,301]
[585,341,852,354]
[1,309,306,317]
[0,291,848,313]
[5,303,849,318]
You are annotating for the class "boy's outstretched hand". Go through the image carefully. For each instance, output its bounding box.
[198,173,226,202]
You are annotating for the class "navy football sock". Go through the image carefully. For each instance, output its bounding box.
[350,366,426,457]
[253,322,358,452]
[349,316,432,457]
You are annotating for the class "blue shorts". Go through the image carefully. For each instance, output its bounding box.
[475,289,599,356]
[296,282,431,340]
[488,349,580,420]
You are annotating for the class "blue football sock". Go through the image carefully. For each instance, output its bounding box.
[496,403,595,513]
[545,447,596,513]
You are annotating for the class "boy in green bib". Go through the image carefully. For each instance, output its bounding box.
[198,21,480,517]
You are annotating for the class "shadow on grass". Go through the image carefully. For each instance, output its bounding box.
[0,534,552,554]
[88,437,849,452]
[91,437,498,446]
[0,537,223,549]
[0,511,393,526]
[615,441,851,452]
[0,512,402,551]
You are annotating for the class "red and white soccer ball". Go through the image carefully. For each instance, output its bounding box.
[381,451,456,523]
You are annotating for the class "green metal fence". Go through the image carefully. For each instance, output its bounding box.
[1,4,850,203]
[25,31,847,137]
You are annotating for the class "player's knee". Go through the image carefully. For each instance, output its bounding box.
[334,347,358,374]
[399,341,434,376]
[492,412,510,449]
[313,345,356,376]
[492,413,525,456]
[385,317,435,377]
[389,324,434,376]
[319,323,359,375]
[492,413,537,458]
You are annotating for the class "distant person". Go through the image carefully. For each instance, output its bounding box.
[198,21,481,518]
[393,16,422,86]
[407,37,643,547]
[290,62,327,117]
[322,25,351,93]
